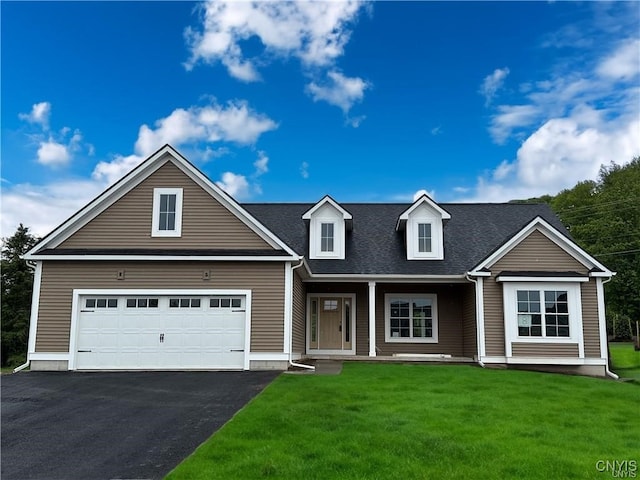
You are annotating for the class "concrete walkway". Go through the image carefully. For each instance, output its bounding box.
[314,360,343,375]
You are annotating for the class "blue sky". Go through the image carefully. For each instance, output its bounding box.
[2,1,639,236]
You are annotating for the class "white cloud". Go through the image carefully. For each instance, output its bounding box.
[19,103,89,168]
[492,160,514,181]
[5,98,276,236]
[300,161,309,179]
[36,139,70,167]
[19,101,51,129]
[306,70,369,114]
[253,151,268,176]
[413,189,436,201]
[469,13,640,202]
[480,67,510,106]
[1,179,106,237]
[596,38,640,81]
[92,153,144,185]
[134,100,277,158]
[489,105,540,144]
[185,0,366,78]
[430,125,443,136]
[216,171,250,199]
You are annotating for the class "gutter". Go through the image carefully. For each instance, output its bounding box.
[288,258,315,371]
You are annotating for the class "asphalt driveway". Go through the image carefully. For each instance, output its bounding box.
[1,370,279,480]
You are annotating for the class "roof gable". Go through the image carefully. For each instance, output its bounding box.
[302,195,352,223]
[468,216,613,277]
[26,145,299,258]
[396,194,451,231]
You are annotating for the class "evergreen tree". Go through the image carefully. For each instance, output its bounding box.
[1,224,40,366]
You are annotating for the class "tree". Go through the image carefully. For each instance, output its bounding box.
[1,224,40,367]
[549,158,640,333]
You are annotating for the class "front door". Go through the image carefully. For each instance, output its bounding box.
[318,297,343,349]
[309,295,354,353]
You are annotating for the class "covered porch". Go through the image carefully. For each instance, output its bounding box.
[294,279,479,362]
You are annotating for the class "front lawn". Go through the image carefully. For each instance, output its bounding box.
[610,342,640,381]
[167,364,639,480]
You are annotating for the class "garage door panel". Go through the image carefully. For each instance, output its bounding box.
[76,294,247,370]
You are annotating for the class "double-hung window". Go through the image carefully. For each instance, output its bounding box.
[152,188,183,237]
[417,223,432,253]
[385,294,438,343]
[320,222,335,253]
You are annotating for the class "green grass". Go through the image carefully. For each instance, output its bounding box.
[167,364,639,480]
[610,342,640,380]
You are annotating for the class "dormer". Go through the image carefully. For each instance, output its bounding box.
[396,195,450,260]
[302,196,352,260]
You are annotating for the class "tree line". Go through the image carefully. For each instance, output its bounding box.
[512,157,640,340]
[2,158,638,367]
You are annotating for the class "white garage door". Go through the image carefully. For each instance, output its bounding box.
[75,294,246,370]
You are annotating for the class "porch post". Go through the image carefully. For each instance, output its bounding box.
[368,281,376,357]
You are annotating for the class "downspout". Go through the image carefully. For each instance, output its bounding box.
[465,274,485,368]
[13,362,30,373]
[289,258,315,371]
[14,260,40,373]
[601,276,618,379]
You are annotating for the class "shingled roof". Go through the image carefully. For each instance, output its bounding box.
[243,202,569,276]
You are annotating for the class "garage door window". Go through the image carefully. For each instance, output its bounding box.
[126,298,159,308]
[85,298,118,308]
[169,298,201,308]
[210,297,243,309]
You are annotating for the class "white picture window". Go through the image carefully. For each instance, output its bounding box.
[503,282,582,345]
[152,188,183,237]
[384,294,438,343]
[516,289,570,338]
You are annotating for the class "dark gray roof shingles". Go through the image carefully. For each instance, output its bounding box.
[243,202,569,275]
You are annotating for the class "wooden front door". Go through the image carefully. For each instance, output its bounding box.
[318,297,343,349]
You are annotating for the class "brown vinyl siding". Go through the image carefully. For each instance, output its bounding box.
[36,261,284,352]
[581,280,601,357]
[511,343,579,357]
[59,159,272,250]
[491,230,588,274]
[291,271,306,354]
[305,283,369,355]
[483,277,505,356]
[375,284,465,356]
[483,229,590,357]
[461,283,477,358]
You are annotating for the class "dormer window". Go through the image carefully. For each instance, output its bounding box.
[302,196,352,260]
[321,223,335,252]
[417,223,432,253]
[152,188,183,237]
[396,194,450,260]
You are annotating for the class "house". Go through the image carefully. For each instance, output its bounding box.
[24,145,615,376]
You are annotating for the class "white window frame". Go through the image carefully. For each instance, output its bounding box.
[406,205,444,260]
[320,222,335,253]
[384,294,438,343]
[503,282,583,346]
[309,207,345,259]
[151,188,183,237]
